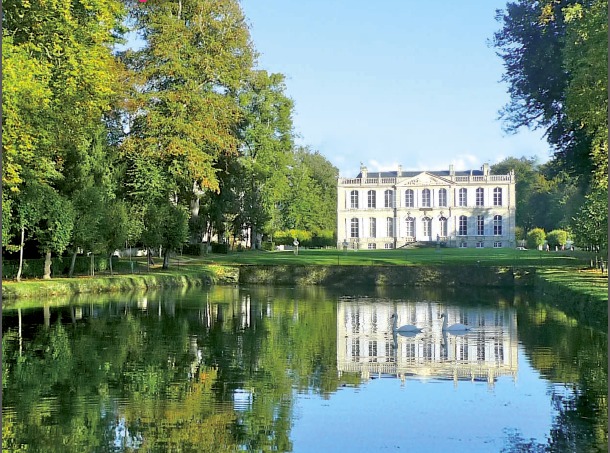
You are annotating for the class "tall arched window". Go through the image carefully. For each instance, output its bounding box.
[369,218,376,237]
[458,188,467,206]
[439,217,447,237]
[493,215,502,235]
[367,190,376,208]
[405,189,414,207]
[422,216,432,237]
[386,217,394,237]
[384,189,394,208]
[350,190,359,209]
[438,189,447,207]
[493,188,502,206]
[422,189,431,207]
[458,215,468,235]
[476,188,484,206]
[405,217,415,237]
[477,215,484,235]
[350,218,359,238]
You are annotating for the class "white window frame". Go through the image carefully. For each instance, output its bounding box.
[368,190,376,208]
[438,189,447,207]
[384,190,394,208]
[422,189,431,207]
[350,218,359,238]
[493,188,502,206]
[458,215,468,236]
[350,190,359,209]
[476,188,484,206]
[369,217,376,238]
[493,215,502,236]
[405,189,414,208]
[458,188,467,207]
[476,215,484,236]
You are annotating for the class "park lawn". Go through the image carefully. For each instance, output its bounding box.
[3,248,606,303]
[537,267,608,304]
[187,247,589,267]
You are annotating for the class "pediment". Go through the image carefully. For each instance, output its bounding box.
[397,172,454,186]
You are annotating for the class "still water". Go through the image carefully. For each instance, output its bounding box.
[2,286,607,452]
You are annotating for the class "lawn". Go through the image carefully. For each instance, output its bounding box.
[3,247,606,303]
[183,246,591,267]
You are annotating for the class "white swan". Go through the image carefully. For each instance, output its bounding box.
[440,313,471,332]
[390,314,422,333]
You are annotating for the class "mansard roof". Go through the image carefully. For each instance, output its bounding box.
[355,170,484,178]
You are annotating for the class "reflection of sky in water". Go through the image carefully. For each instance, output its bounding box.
[291,348,553,452]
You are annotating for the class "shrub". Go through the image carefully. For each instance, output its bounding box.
[514,226,525,242]
[526,228,546,249]
[546,229,569,248]
[210,242,228,254]
[182,243,203,256]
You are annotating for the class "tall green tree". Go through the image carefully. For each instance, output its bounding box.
[563,0,608,187]
[494,0,607,247]
[122,0,255,196]
[236,70,294,248]
[493,0,595,182]
[3,0,127,271]
[277,148,338,236]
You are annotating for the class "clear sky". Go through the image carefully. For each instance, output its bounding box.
[240,0,552,177]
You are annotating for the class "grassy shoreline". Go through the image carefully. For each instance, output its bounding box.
[2,249,607,307]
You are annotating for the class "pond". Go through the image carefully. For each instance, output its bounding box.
[2,285,607,452]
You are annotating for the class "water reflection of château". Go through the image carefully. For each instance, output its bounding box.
[337,299,518,387]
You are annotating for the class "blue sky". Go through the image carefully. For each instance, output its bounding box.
[240,0,552,177]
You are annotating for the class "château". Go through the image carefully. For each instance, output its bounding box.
[337,164,516,249]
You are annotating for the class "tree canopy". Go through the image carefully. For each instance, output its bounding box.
[2,0,338,275]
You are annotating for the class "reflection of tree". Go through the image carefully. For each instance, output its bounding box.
[515,297,608,451]
[1,287,342,452]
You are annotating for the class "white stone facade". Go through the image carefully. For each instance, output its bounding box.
[337,164,516,249]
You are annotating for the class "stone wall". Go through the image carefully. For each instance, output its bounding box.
[238,265,535,288]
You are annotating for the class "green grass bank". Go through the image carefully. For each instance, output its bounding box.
[3,249,607,327]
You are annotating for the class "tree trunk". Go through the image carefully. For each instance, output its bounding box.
[44,304,51,327]
[16,226,25,282]
[162,247,170,269]
[69,250,78,278]
[43,250,52,279]
[251,225,257,250]
[108,253,114,275]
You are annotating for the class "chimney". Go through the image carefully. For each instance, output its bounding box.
[449,164,455,176]
[482,163,490,176]
[397,165,402,177]
[360,163,368,179]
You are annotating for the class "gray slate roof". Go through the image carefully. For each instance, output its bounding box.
[356,170,484,178]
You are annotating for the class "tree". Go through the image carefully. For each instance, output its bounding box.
[276,148,338,237]
[122,0,255,196]
[571,186,607,250]
[98,200,130,275]
[236,70,294,248]
[493,0,608,249]
[526,228,546,250]
[14,183,75,279]
[142,202,189,269]
[493,0,596,183]
[3,0,127,274]
[563,0,608,188]
[546,229,569,248]
[492,156,541,231]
